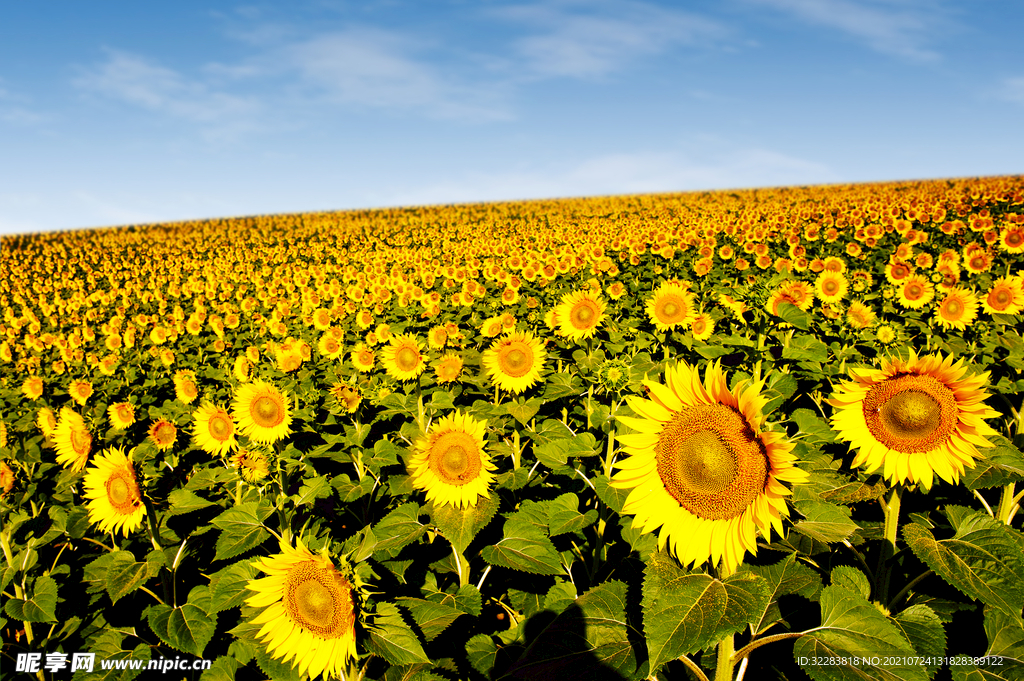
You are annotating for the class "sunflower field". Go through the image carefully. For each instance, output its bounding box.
[2,175,1024,681]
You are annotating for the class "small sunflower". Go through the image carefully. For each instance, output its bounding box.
[934,288,979,331]
[845,301,876,330]
[435,353,464,384]
[193,403,238,455]
[690,313,714,341]
[108,402,136,430]
[233,380,292,444]
[896,275,934,309]
[68,380,93,406]
[245,538,359,680]
[827,350,1000,490]
[982,276,1024,315]
[555,290,606,341]
[409,411,497,509]
[148,419,178,451]
[814,271,848,304]
[381,335,426,381]
[329,383,362,414]
[646,282,696,331]
[318,333,345,361]
[611,361,807,573]
[54,407,92,472]
[482,331,546,394]
[597,359,632,392]
[82,446,146,536]
[350,344,375,372]
[174,370,199,405]
[37,408,57,437]
[231,448,271,482]
[234,355,252,382]
[22,376,43,400]
[0,461,13,495]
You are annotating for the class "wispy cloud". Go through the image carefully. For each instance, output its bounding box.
[0,79,46,125]
[493,1,729,79]
[1000,76,1024,105]
[744,0,948,61]
[73,49,261,123]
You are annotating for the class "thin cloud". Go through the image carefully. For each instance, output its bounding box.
[0,80,46,125]
[1000,76,1024,104]
[744,0,947,61]
[494,1,729,79]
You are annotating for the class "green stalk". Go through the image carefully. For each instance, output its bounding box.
[715,562,736,681]
[875,485,903,605]
[1,530,34,645]
[997,483,1016,524]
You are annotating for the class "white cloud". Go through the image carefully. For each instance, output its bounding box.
[494,1,729,79]
[744,0,947,61]
[73,49,260,123]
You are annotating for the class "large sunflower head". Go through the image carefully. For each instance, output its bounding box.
[409,411,497,509]
[481,331,546,394]
[611,361,807,573]
[54,407,92,472]
[82,446,146,536]
[827,350,1000,490]
[381,334,426,381]
[555,290,607,341]
[245,538,360,680]
[193,402,238,455]
[646,282,696,331]
[232,380,293,445]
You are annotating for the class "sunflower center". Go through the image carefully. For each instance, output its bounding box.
[606,368,622,383]
[497,343,532,377]
[943,299,964,317]
[992,289,1011,308]
[284,561,354,639]
[105,472,138,513]
[571,303,597,328]
[428,432,482,485]
[209,413,232,440]
[71,428,92,455]
[823,280,840,295]
[863,374,958,452]
[253,396,283,427]
[655,403,768,520]
[396,347,419,371]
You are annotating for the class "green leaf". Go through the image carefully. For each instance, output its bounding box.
[763,371,800,415]
[373,503,428,555]
[696,345,734,359]
[85,629,152,681]
[105,550,162,604]
[210,501,274,561]
[777,302,810,330]
[167,488,216,515]
[544,581,578,614]
[505,397,544,427]
[505,580,639,681]
[199,657,241,681]
[366,602,431,665]
[209,561,259,613]
[593,474,628,514]
[482,530,563,575]
[782,334,829,362]
[542,372,584,400]
[903,512,1024,619]
[547,493,599,536]
[830,566,871,600]
[396,597,466,641]
[792,500,860,544]
[423,581,483,616]
[794,585,927,681]
[790,408,837,444]
[890,605,946,680]
[4,574,58,622]
[146,593,218,656]
[962,436,1024,490]
[741,553,822,636]
[533,433,598,469]
[429,494,498,554]
[642,548,771,673]
[291,475,332,506]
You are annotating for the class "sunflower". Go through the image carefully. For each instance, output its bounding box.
[827,350,1000,490]
[174,370,199,405]
[555,290,606,341]
[982,276,1024,315]
[329,383,362,414]
[37,408,57,437]
[690,313,714,341]
[233,380,293,444]
[54,407,92,472]
[846,301,876,330]
[108,402,136,430]
[245,538,359,680]
[318,333,345,361]
[0,461,13,496]
[381,335,426,381]
[148,419,178,451]
[482,331,546,394]
[435,353,464,384]
[597,359,632,392]
[814,271,848,304]
[68,380,93,406]
[934,288,979,331]
[896,275,934,309]
[884,260,914,284]
[409,411,497,509]
[234,355,252,383]
[82,446,146,536]
[231,448,271,482]
[193,403,238,455]
[646,282,696,331]
[611,361,807,573]
[22,376,43,400]
[350,344,375,372]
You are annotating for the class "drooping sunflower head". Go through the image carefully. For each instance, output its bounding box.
[232,380,292,445]
[54,407,92,472]
[555,290,607,341]
[231,448,272,482]
[646,282,696,331]
[409,411,497,509]
[108,402,136,430]
[37,408,57,437]
[827,349,1001,490]
[482,331,546,394]
[329,383,362,414]
[245,538,360,680]
[193,402,238,455]
[381,335,426,381]
[148,419,178,451]
[611,361,807,573]
[82,446,146,536]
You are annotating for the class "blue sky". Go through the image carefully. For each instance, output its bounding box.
[1,0,1021,236]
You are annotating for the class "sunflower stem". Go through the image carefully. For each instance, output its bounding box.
[676,654,711,681]
[875,485,902,605]
[997,483,1016,524]
[512,429,521,470]
[715,562,736,681]
[1,530,35,646]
